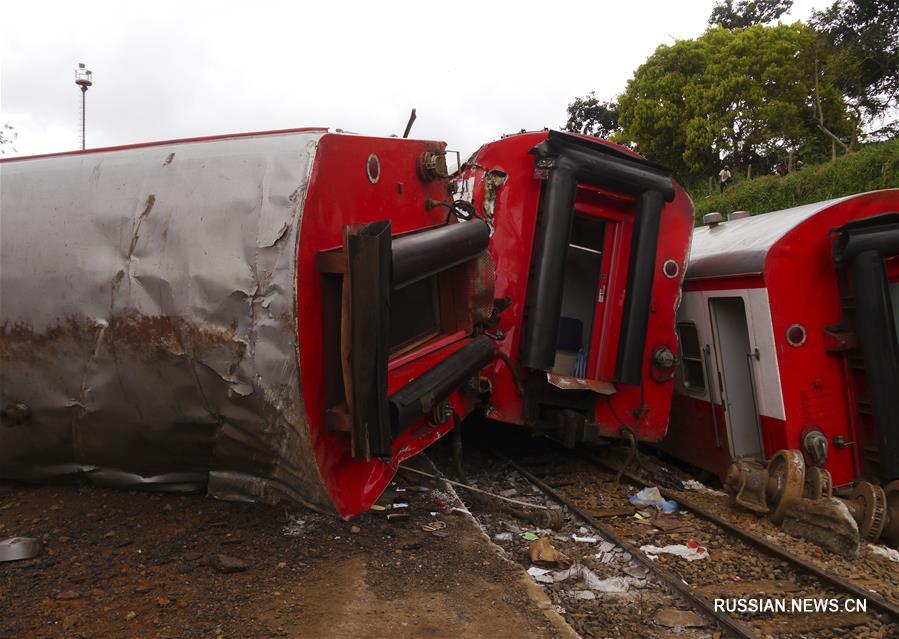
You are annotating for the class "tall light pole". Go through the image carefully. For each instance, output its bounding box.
[75,63,93,151]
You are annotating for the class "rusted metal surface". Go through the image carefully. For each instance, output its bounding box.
[0,130,336,511]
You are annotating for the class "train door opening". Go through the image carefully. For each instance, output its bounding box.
[709,297,764,460]
[553,213,607,376]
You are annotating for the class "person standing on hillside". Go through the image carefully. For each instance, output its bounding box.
[718,165,732,193]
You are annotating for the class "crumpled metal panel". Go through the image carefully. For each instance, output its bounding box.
[0,130,336,512]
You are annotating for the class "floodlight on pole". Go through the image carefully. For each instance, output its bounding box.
[75,63,93,151]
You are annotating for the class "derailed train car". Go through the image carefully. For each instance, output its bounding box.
[0,128,693,517]
[664,191,899,544]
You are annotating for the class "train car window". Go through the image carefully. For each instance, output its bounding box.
[677,322,705,392]
[389,277,440,353]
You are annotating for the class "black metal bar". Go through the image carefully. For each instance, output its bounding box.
[391,219,490,289]
[850,250,899,481]
[832,212,899,263]
[520,166,577,370]
[388,335,494,432]
[347,221,392,459]
[506,458,760,639]
[615,189,664,384]
[534,131,675,200]
[521,132,675,375]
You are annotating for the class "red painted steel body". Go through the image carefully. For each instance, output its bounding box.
[667,190,899,486]
[1,127,694,518]
[457,132,694,442]
[297,134,478,515]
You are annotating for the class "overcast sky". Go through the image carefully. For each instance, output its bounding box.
[1,0,821,158]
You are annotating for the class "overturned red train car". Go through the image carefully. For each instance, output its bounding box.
[0,128,692,517]
[665,190,899,488]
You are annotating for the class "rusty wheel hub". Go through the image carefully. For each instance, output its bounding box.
[848,481,887,543]
[803,467,833,500]
[725,457,770,514]
[880,480,899,546]
[766,450,805,525]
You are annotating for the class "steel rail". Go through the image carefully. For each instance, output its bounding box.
[503,457,761,639]
[581,453,899,622]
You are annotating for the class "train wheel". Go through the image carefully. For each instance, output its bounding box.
[880,480,899,546]
[766,450,805,525]
[849,481,887,543]
[803,467,833,500]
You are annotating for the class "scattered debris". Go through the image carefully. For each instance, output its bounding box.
[493,532,513,542]
[682,479,726,496]
[640,542,708,561]
[587,506,633,518]
[571,535,597,543]
[568,590,595,600]
[386,513,410,522]
[211,554,248,574]
[0,536,41,562]
[520,532,539,542]
[869,544,899,563]
[655,608,708,628]
[281,513,327,537]
[529,538,571,566]
[422,521,446,533]
[529,563,631,593]
[629,487,678,513]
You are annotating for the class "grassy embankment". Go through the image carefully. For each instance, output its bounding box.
[688,139,899,223]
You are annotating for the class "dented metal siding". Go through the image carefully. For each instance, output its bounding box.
[0,131,335,512]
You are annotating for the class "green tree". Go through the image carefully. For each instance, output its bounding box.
[811,0,899,141]
[616,24,851,181]
[563,93,619,138]
[708,0,794,29]
[0,123,17,155]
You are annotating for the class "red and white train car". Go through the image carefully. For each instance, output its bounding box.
[0,128,693,517]
[665,190,899,487]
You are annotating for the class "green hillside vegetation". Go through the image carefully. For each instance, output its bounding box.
[690,138,899,222]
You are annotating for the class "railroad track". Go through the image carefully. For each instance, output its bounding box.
[497,449,899,639]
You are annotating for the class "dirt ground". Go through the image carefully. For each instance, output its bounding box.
[0,470,571,639]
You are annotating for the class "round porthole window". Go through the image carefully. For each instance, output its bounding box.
[662,259,679,279]
[786,323,807,347]
[366,154,380,184]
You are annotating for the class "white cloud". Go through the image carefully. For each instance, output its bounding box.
[1,0,823,158]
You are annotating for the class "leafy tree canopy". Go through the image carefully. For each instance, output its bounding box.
[0,124,17,155]
[708,0,793,29]
[563,93,619,139]
[811,0,899,134]
[616,23,850,180]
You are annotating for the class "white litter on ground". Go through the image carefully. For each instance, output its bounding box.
[281,512,328,537]
[527,566,551,577]
[640,543,708,561]
[572,535,598,543]
[682,480,727,496]
[868,544,899,563]
[529,563,632,593]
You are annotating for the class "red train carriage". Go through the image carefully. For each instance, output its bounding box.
[0,128,692,517]
[665,190,899,488]
[456,131,694,445]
